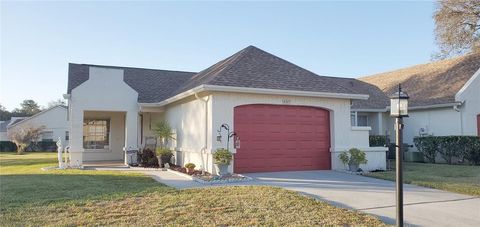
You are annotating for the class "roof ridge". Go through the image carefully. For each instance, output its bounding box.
[171,46,254,94]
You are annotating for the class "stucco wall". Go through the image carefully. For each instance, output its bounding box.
[82,111,126,161]
[456,69,480,136]
[7,106,69,145]
[69,66,139,165]
[384,107,462,150]
[210,92,386,172]
[161,94,214,172]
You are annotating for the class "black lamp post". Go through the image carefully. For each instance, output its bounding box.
[390,84,409,227]
[216,123,237,150]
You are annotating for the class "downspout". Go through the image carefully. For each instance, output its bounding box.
[195,92,210,173]
[453,102,464,135]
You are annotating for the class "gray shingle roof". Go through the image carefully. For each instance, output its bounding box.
[174,46,360,96]
[325,77,389,110]
[360,52,480,107]
[67,64,196,103]
[68,46,363,103]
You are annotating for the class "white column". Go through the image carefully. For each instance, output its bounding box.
[377,112,384,135]
[124,111,139,164]
[69,109,84,166]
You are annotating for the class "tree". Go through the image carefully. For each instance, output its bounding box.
[433,0,480,59]
[47,99,66,108]
[8,125,45,154]
[13,100,41,116]
[0,103,11,121]
[152,121,175,149]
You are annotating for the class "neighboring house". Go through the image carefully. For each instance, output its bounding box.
[6,105,69,146]
[65,45,387,173]
[354,52,480,149]
[0,117,27,141]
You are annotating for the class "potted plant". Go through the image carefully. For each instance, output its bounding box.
[185,163,196,174]
[155,147,173,167]
[213,148,232,176]
[338,148,368,172]
[152,121,176,167]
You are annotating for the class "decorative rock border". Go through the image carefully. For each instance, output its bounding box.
[41,166,84,171]
[334,169,366,175]
[166,168,253,185]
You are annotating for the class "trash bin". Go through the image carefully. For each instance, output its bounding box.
[126,149,139,166]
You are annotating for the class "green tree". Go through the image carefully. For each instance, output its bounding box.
[47,98,66,108]
[0,103,11,121]
[152,121,175,149]
[433,0,480,59]
[13,100,41,116]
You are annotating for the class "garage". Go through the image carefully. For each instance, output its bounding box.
[233,104,331,173]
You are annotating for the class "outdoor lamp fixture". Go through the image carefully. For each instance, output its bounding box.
[216,123,237,149]
[390,84,409,227]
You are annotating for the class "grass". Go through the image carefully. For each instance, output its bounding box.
[366,162,480,196]
[0,152,385,226]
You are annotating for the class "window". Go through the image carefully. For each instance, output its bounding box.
[350,112,356,126]
[41,131,54,142]
[357,115,369,127]
[83,119,110,149]
[65,131,69,141]
[350,111,370,127]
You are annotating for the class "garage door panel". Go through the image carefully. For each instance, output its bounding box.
[234,104,331,173]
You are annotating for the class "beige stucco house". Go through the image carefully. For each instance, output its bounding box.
[65,46,388,174]
[351,52,480,151]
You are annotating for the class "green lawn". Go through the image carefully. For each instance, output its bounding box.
[0,152,385,226]
[366,162,480,196]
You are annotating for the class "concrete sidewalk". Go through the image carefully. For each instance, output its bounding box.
[145,170,480,227]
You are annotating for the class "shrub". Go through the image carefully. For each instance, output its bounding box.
[0,141,17,152]
[413,136,439,163]
[338,148,368,166]
[414,136,480,165]
[185,163,196,169]
[155,147,172,157]
[369,135,387,147]
[213,148,232,165]
[139,148,159,167]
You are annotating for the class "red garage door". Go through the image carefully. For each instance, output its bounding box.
[234,104,331,173]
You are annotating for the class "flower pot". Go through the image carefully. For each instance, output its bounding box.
[348,163,359,172]
[186,167,195,174]
[160,154,172,167]
[215,163,230,176]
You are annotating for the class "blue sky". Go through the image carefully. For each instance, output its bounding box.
[1,1,437,111]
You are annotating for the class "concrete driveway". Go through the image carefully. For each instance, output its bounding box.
[145,170,480,226]
[242,171,480,227]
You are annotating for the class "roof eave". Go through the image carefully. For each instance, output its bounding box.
[139,85,369,108]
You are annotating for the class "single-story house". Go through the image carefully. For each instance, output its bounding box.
[65,45,388,173]
[6,105,69,146]
[352,52,480,151]
[0,117,27,141]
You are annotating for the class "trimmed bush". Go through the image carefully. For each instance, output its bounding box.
[413,136,439,163]
[369,135,387,147]
[0,141,17,152]
[414,136,480,165]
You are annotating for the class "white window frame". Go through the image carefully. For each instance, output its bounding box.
[83,119,111,150]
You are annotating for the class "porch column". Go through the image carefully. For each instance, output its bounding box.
[124,111,139,165]
[377,112,383,135]
[69,109,84,166]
